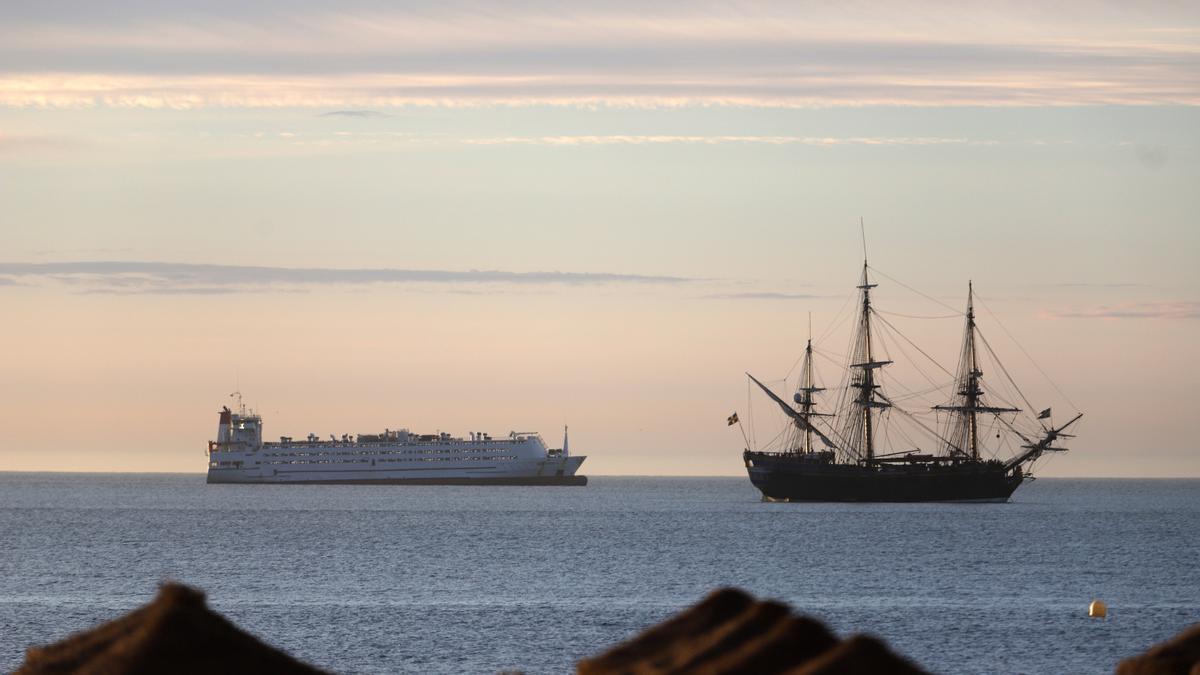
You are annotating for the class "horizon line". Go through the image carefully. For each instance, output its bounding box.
[1,469,1196,480]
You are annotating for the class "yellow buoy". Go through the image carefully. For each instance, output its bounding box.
[1089,600,1107,618]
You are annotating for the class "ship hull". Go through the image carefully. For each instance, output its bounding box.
[208,444,587,486]
[207,474,586,486]
[745,452,1022,502]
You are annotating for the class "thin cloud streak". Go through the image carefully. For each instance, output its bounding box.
[1051,282,1148,288]
[703,292,826,300]
[3,72,1197,109]
[1,2,1197,108]
[0,133,87,154]
[0,261,694,294]
[75,287,250,296]
[1046,301,1200,319]
[460,135,992,146]
[319,109,388,118]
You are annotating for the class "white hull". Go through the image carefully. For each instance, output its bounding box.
[208,456,587,485]
[207,434,587,486]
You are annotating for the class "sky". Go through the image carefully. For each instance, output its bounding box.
[1,1,1198,476]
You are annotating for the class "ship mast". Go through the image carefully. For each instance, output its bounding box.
[847,262,892,465]
[934,282,1019,461]
[964,283,982,460]
[794,330,828,454]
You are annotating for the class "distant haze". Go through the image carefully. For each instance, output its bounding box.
[1,1,1197,477]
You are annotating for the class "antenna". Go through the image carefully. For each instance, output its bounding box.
[859,217,868,263]
[231,371,245,414]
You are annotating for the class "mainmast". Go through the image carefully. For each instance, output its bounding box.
[847,262,891,465]
[964,283,982,459]
[934,282,1018,461]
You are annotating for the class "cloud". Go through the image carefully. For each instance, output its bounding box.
[0,2,1197,108]
[460,135,990,146]
[703,292,824,300]
[319,110,388,118]
[33,247,136,256]
[1136,144,1169,169]
[1052,282,1147,288]
[0,261,693,294]
[75,286,248,296]
[1047,301,1200,319]
[0,133,87,155]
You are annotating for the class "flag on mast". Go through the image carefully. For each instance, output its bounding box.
[1037,407,1052,420]
[727,412,739,426]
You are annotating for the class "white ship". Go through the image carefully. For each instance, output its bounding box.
[206,399,586,486]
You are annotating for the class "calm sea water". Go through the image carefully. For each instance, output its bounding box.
[0,474,1196,674]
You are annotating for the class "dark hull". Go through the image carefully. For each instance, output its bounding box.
[207,475,587,486]
[745,452,1022,502]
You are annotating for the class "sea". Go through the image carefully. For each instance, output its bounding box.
[0,474,1196,675]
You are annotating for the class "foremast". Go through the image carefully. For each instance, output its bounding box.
[843,262,891,466]
[934,282,1019,461]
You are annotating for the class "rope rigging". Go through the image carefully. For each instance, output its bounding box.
[975,291,1080,413]
[867,265,964,314]
[742,258,1077,476]
[870,310,955,378]
[875,308,962,320]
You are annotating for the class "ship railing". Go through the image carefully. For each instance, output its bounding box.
[743,450,836,463]
[875,455,960,465]
[260,439,520,450]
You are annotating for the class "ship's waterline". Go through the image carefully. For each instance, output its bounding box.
[206,404,586,486]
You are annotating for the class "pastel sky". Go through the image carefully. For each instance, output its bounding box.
[1,1,1197,476]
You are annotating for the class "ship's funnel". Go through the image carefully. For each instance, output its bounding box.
[563,425,569,458]
[216,407,232,446]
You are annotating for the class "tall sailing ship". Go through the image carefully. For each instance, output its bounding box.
[741,260,1081,502]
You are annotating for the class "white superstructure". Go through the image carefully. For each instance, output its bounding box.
[206,403,586,485]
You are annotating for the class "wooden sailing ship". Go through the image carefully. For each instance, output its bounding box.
[742,260,1081,502]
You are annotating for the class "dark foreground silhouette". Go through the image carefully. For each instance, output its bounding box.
[16,585,324,675]
[16,584,1200,674]
[1117,624,1200,675]
[576,588,925,674]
